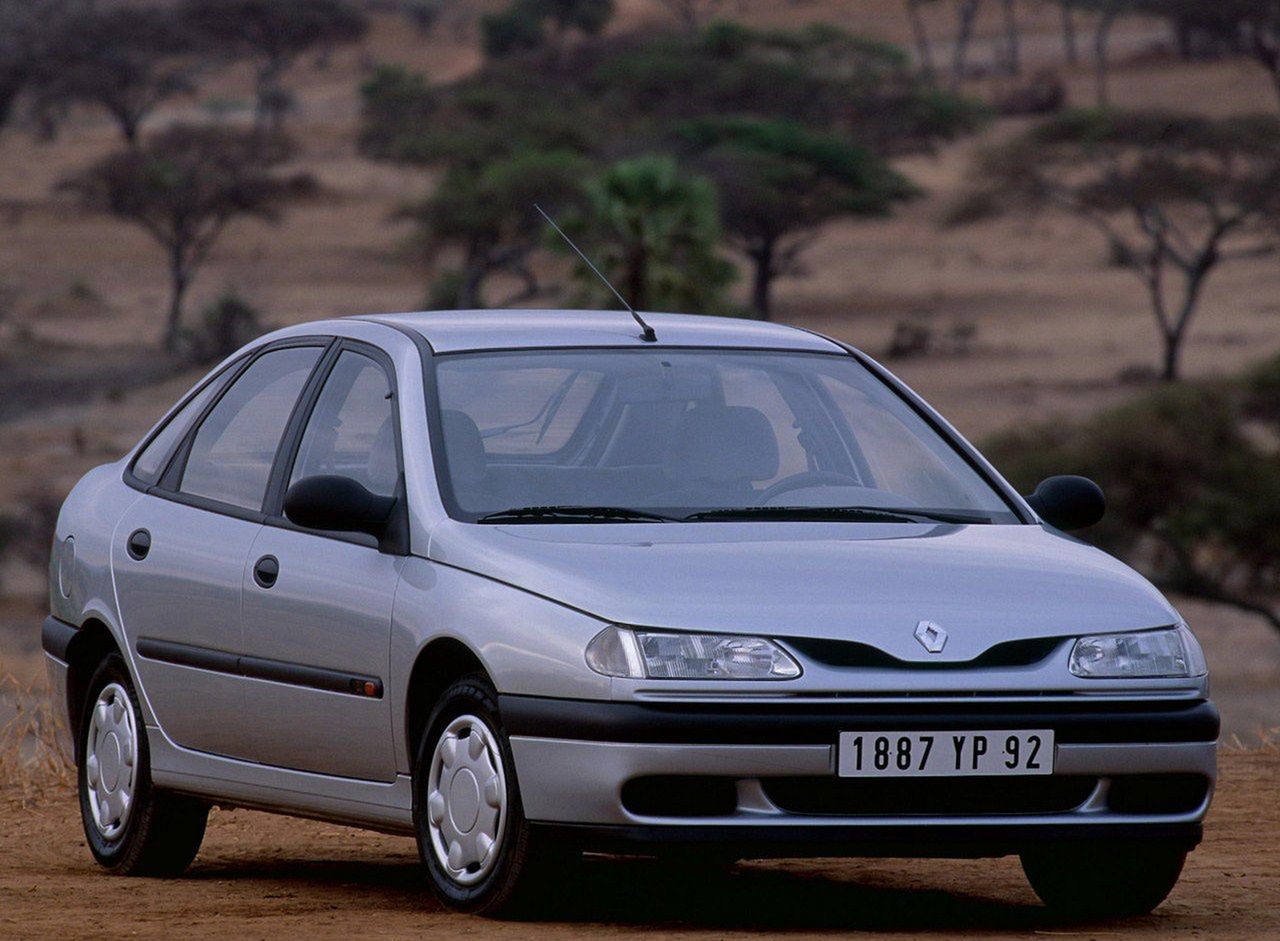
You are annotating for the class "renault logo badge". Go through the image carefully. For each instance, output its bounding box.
[914,620,948,653]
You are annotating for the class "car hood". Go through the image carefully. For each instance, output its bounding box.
[426,521,1179,663]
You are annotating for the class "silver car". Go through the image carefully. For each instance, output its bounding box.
[44,310,1216,918]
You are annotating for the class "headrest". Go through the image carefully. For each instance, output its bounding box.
[366,417,398,496]
[441,409,487,491]
[665,405,779,483]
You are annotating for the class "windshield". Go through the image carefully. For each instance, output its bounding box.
[431,348,1021,524]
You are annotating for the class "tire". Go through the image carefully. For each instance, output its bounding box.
[1021,841,1187,920]
[413,674,572,916]
[77,653,208,876]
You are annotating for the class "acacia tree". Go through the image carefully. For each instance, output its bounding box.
[0,0,89,134]
[402,150,590,308]
[63,126,312,352]
[900,0,985,89]
[482,0,613,58]
[35,7,196,145]
[361,64,591,306]
[987,370,1280,634]
[656,0,726,32]
[681,117,917,319]
[957,109,1280,381]
[181,0,367,139]
[563,155,736,313]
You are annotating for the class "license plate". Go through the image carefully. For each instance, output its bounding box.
[837,729,1054,777]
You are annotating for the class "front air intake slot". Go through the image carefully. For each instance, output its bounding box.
[762,775,1098,816]
[621,776,738,818]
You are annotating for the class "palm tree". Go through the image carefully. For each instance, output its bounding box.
[565,155,736,314]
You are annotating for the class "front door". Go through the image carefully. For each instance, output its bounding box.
[239,347,404,781]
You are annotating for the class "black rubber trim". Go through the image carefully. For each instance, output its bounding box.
[41,616,78,662]
[531,821,1203,858]
[498,695,1220,745]
[135,637,383,698]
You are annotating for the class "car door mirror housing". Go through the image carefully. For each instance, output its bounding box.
[1025,475,1105,531]
[284,475,398,543]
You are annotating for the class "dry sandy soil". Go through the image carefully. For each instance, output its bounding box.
[0,752,1275,940]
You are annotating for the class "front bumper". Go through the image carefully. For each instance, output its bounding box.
[503,694,1217,856]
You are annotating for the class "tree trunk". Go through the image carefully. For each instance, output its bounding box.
[750,241,775,321]
[119,110,140,147]
[1001,0,1020,76]
[1060,1,1078,65]
[950,0,984,90]
[455,244,487,308]
[165,252,189,354]
[1159,327,1184,382]
[0,66,27,132]
[905,0,937,84]
[253,60,287,149]
[626,243,648,311]
[1094,7,1118,106]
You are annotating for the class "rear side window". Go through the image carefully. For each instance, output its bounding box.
[131,374,228,485]
[179,347,321,511]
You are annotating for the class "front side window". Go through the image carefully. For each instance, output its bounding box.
[289,350,398,498]
[179,346,321,511]
[432,349,1020,523]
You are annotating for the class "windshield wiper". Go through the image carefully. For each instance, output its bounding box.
[476,505,674,524]
[681,506,993,524]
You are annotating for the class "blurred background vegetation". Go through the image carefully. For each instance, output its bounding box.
[3,0,1280,733]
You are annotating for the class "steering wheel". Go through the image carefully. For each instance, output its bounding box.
[758,471,862,504]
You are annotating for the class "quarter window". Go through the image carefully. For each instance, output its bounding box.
[289,351,398,498]
[132,372,228,485]
[179,346,321,511]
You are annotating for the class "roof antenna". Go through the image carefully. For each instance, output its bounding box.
[535,203,657,343]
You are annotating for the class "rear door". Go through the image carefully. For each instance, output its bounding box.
[238,344,404,781]
[117,343,326,759]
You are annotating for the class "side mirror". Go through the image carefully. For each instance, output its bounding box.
[1025,475,1105,532]
[284,475,397,542]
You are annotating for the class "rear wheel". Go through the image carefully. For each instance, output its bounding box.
[78,654,208,876]
[413,675,573,916]
[1021,842,1187,920]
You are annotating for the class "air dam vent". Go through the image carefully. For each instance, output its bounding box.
[762,775,1099,817]
[622,776,738,818]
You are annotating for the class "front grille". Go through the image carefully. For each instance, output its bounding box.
[761,775,1098,816]
[786,636,1065,671]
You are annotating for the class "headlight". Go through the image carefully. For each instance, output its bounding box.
[1069,625,1206,679]
[585,626,801,680]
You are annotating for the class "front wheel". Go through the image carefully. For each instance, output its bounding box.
[413,675,571,916]
[1021,842,1187,920]
[78,654,209,876]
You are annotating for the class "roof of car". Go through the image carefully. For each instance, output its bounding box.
[358,309,846,355]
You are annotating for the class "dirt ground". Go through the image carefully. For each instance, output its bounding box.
[0,752,1273,940]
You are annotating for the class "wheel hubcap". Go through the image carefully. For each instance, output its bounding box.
[84,683,138,841]
[425,714,507,885]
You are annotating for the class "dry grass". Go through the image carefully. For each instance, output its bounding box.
[0,674,73,807]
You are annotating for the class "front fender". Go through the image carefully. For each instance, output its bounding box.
[389,556,610,774]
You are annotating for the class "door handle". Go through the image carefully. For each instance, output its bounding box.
[126,529,151,561]
[253,555,279,589]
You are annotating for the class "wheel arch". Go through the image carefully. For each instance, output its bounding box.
[65,617,126,763]
[404,636,493,767]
